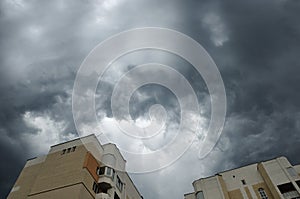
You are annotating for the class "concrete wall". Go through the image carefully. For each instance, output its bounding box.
[7,158,44,199]
[28,183,94,199]
[7,134,142,199]
[29,145,90,195]
[193,176,224,199]
[186,157,300,199]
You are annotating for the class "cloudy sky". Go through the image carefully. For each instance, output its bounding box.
[1,0,300,198]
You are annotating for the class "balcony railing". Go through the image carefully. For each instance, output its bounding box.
[96,193,110,199]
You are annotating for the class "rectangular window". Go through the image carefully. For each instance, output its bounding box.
[277,182,300,198]
[106,167,112,176]
[278,182,296,193]
[241,179,246,185]
[61,149,66,155]
[116,176,123,191]
[71,146,76,152]
[93,182,100,193]
[112,169,115,180]
[97,167,105,175]
[296,180,300,188]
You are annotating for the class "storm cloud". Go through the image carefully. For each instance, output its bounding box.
[1,0,300,198]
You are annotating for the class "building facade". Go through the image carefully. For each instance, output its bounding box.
[7,134,143,199]
[185,157,300,199]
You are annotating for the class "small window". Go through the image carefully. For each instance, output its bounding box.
[241,179,246,185]
[278,182,296,193]
[92,182,100,193]
[97,167,105,175]
[258,188,268,199]
[106,167,112,176]
[71,146,76,152]
[112,169,115,180]
[116,176,123,191]
[296,180,300,188]
[61,149,66,155]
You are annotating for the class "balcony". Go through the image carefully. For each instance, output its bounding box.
[96,166,124,194]
[98,175,113,192]
[278,182,300,199]
[97,166,115,193]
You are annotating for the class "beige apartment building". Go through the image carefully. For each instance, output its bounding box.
[7,134,143,199]
[185,157,300,199]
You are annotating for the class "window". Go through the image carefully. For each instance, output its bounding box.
[96,166,115,179]
[278,183,300,198]
[296,180,300,188]
[61,146,76,155]
[61,149,66,155]
[116,176,123,191]
[92,182,100,193]
[278,182,296,193]
[97,167,105,175]
[258,188,268,199]
[112,169,115,180]
[71,146,76,152]
[241,179,246,185]
[196,191,204,199]
[106,167,112,176]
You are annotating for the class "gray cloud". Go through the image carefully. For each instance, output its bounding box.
[1,0,300,198]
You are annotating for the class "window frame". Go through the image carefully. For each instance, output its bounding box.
[116,175,123,192]
[241,179,246,185]
[61,149,66,155]
[71,146,76,152]
[258,188,268,199]
[92,182,100,193]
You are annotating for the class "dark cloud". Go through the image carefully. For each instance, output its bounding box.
[1,0,300,198]
[190,0,300,176]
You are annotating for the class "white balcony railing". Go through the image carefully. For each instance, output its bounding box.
[96,193,110,199]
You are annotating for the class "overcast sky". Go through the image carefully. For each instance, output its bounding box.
[1,0,300,198]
